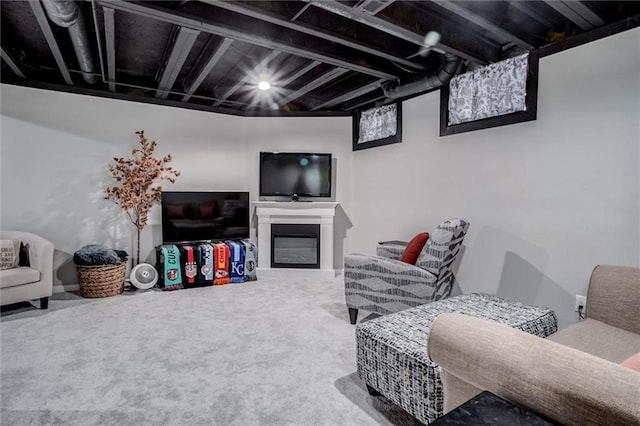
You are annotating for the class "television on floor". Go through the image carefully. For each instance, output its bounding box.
[259,152,332,199]
[161,191,250,244]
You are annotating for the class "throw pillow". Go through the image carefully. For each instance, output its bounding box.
[19,241,31,267]
[621,352,640,372]
[195,203,217,219]
[0,239,21,270]
[164,203,185,219]
[400,232,430,264]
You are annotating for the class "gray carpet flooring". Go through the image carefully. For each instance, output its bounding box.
[1,274,421,425]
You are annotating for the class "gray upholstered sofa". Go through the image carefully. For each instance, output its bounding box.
[429,265,640,425]
[0,231,54,309]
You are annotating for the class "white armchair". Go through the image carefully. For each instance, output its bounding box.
[0,231,54,309]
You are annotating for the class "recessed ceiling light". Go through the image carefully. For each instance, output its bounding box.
[258,80,271,91]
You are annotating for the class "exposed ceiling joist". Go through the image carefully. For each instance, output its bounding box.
[29,0,73,85]
[431,0,535,49]
[564,1,606,27]
[278,67,349,106]
[304,0,496,64]
[102,7,116,91]
[156,26,200,99]
[1,46,25,78]
[358,0,395,16]
[276,60,322,87]
[344,93,387,111]
[290,3,312,22]
[543,1,605,30]
[311,78,384,110]
[182,37,233,102]
[508,1,554,28]
[98,0,399,80]
[202,0,425,71]
[3,0,636,116]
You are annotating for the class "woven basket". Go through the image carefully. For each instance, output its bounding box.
[76,262,126,298]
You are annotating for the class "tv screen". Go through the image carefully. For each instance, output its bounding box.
[259,152,332,198]
[161,191,249,244]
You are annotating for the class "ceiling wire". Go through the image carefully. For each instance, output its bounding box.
[387,59,420,74]
[18,61,255,107]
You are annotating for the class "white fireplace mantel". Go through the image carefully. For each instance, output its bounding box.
[254,201,338,279]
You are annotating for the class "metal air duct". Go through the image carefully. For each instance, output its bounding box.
[42,0,97,84]
[382,53,462,99]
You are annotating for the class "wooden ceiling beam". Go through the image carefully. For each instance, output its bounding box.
[29,0,73,85]
[182,37,233,102]
[431,1,535,50]
[304,0,499,64]
[156,26,200,99]
[277,67,349,107]
[1,46,26,78]
[311,78,384,110]
[202,0,425,71]
[98,0,400,80]
[358,0,395,16]
[543,1,605,31]
[103,7,116,91]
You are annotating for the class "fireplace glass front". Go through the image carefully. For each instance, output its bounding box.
[271,224,320,269]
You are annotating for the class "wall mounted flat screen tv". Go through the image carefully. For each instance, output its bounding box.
[259,152,332,198]
[161,191,249,244]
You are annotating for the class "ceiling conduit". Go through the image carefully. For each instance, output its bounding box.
[382,53,461,99]
[41,0,97,84]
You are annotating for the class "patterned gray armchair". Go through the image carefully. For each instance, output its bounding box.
[344,218,470,324]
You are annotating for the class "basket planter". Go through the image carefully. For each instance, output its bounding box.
[76,262,126,298]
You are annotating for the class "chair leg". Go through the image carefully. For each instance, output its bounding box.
[40,297,49,309]
[348,308,358,324]
[366,384,381,396]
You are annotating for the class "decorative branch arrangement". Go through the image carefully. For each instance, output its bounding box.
[105,130,180,265]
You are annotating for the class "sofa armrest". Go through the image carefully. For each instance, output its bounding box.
[375,243,407,260]
[345,254,437,284]
[587,265,640,334]
[29,236,54,290]
[428,313,640,426]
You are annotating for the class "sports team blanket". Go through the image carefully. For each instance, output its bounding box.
[242,239,257,281]
[213,243,230,285]
[192,244,205,286]
[226,241,245,284]
[198,243,214,285]
[179,245,200,287]
[160,245,183,291]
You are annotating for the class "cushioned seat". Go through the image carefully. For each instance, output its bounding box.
[0,231,54,309]
[547,318,640,363]
[0,267,40,288]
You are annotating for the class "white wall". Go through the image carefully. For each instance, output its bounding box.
[351,28,640,328]
[0,87,353,288]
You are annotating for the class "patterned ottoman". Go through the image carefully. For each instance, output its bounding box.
[356,293,557,424]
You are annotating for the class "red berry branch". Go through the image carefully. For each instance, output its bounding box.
[105,130,180,265]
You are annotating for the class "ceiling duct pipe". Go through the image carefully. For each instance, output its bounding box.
[382,53,462,99]
[41,0,97,84]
